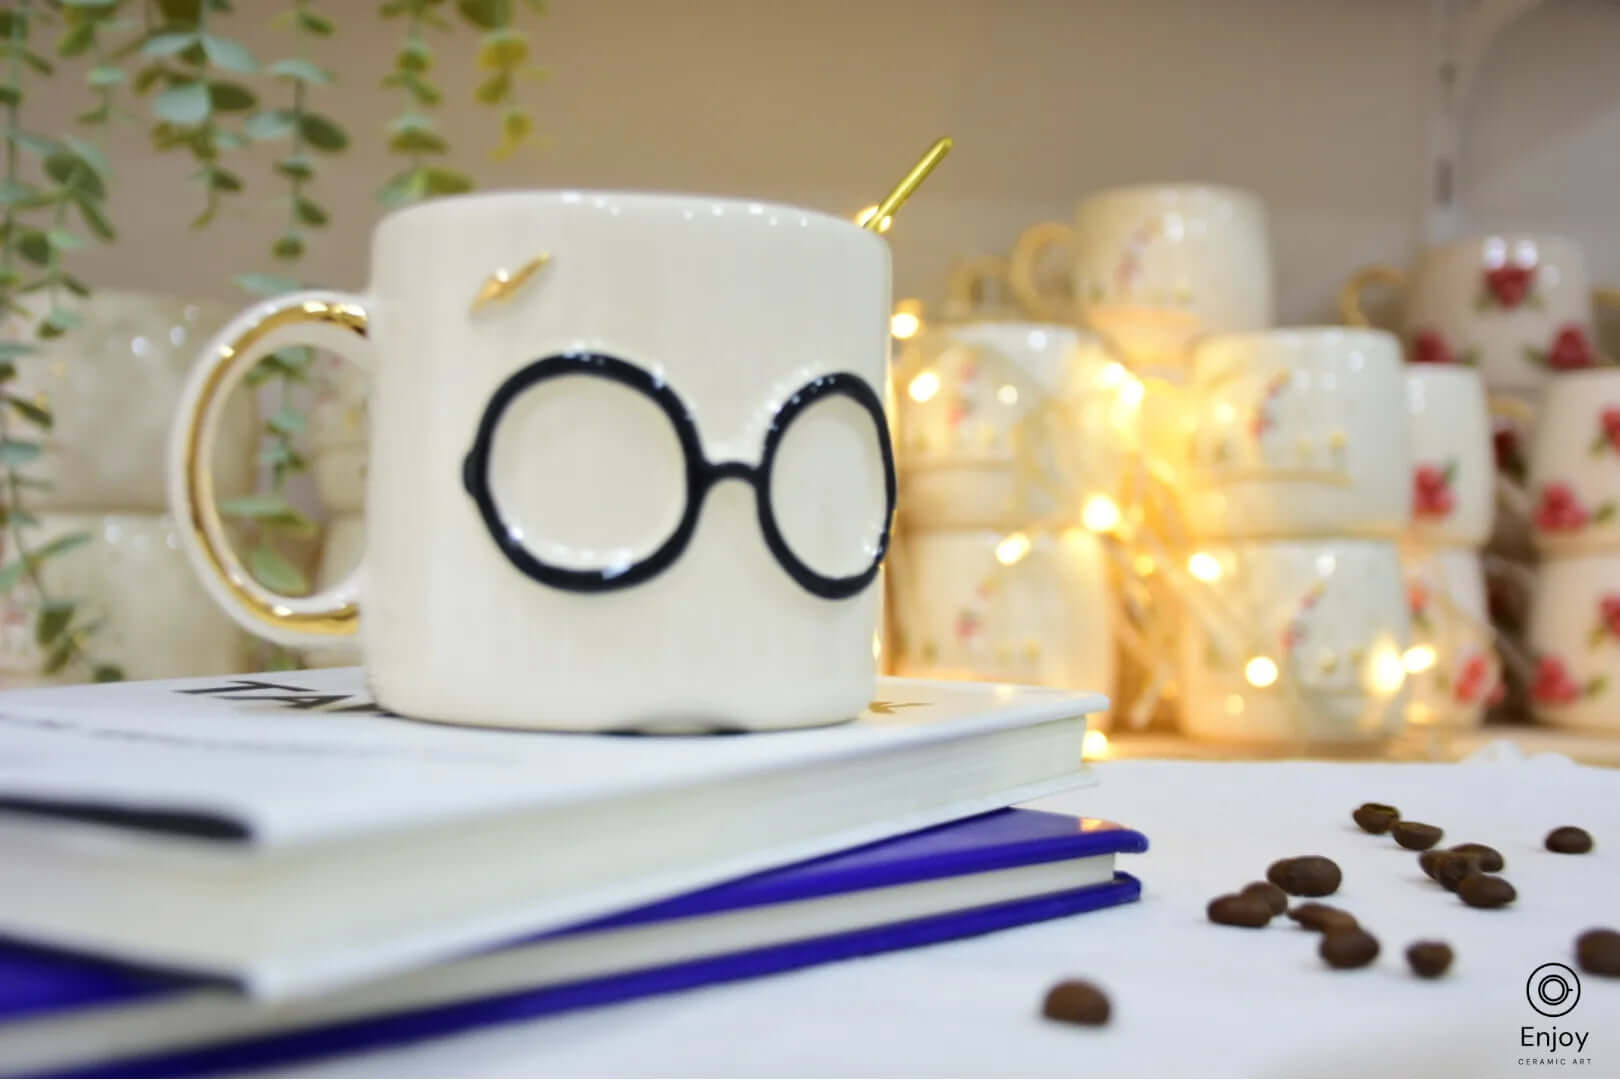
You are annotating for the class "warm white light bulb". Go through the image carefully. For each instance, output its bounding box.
[1244,656,1279,688]
[1402,644,1437,674]
[996,384,1019,405]
[1370,647,1408,694]
[1081,494,1121,534]
[890,311,920,340]
[1187,552,1221,582]
[995,531,1032,566]
[1098,361,1128,389]
[1082,729,1110,761]
[908,370,940,403]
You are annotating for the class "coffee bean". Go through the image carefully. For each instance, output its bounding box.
[1435,851,1483,892]
[1041,979,1110,1025]
[1418,850,1444,880]
[1241,881,1288,916]
[1392,821,1444,850]
[1546,826,1593,855]
[1208,893,1272,928]
[1575,928,1620,977]
[1406,941,1453,978]
[1450,843,1504,872]
[1320,928,1380,969]
[1288,903,1358,933]
[1267,856,1342,897]
[1352,803,1400,834]
[1458,873,1516,908]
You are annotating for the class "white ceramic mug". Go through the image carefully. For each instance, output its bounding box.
[894,322,1125,528]
[1183,328,1411,540]
[1176,538,1411,745]
[1527,369,1620,555]
[888,525,1115,705]
[0,512,251,684]
[1009,184,1274,372]
[1404,366,1493,547]
[1400,546,1497,729]
[168,191,894,731]
[1341,234,1619,390]
[301,512,365,670]
[1528,551,1620,732]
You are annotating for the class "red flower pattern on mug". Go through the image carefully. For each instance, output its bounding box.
[1412,461,1457,519]
[1479,264,1537,310]
[1452,651,1492,705]
[954,609,982,642]
[1526,324,1602,371]
[1533,482,1614,532]
[1531,656,1606,705]
[1589,406,1620,456]
[1411,330,1455,366]
[1247,371,1290,439]
[1587,593,1620,649]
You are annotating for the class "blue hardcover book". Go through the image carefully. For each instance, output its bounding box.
[0,809,1145,1077]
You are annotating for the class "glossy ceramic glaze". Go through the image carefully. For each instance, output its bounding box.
[168,190,892,731]
[1177,538,1411,745]
[5,292,257,511]
[1528,550,1620,732]
[1401,545,1494,729]
[1527,369,1620,555]
[1350,234,1610,391]
[888,526,1115,716]
[0,512,251,684]
[895,322,1124,528]
[1404,366,1494,547]
[302,512,365,669]
[1183,328,1411,539]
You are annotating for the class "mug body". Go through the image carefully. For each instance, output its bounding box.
[1528,369,1620,555]
[1177,538,1411,745]
[1404,234,1607,389]
[1404,366,1493,547]
[360,191,892,730]
[1401,546,1495,729]
[1183,328,1410,539]
[896,322,1122,528]
[888,525,1115,706]
[1071,184,1273,371]
[1528,551,1620,732]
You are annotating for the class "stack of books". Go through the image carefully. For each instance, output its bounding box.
[0,667,1145,1075]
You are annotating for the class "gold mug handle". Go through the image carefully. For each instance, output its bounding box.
[944,254,1014,320]
[166,290,371,648]
[1007,221,1077,323]
[1594,287,1620,313]
[1338,264,1406,328]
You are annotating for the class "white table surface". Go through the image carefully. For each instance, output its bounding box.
[291,754,1620,1078]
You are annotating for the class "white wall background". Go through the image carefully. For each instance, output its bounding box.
[31,0,1620,324]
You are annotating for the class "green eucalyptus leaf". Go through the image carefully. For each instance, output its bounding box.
[17,230,50,266]
[422,165,473,196]
[0,86,18,108]
[244,109,295,141]
[213,129,245,152]
[299,112,348,151]
[31,532,91,563]
[63,0,123,8]
[74,195,116,242]
[388,127,447,155]
[35,600,75,646]
[0,561,23,592]
[16,49,55,76]
[208,80,256,112]
[0,179,37,206]
[8,396,52,428]
[456,0,500,30]
[272,232,304,259]
[270,57,331,84]
[377,167,424,209]
[476,29,526,70]
[248,543,309,593]
[40,308,85,338]
[0,361,16,381]
[267,405,306,435]
[219,492,295,517]
[209,168,242,192]
[235,271,300,295]
[46,152,106,199]
[474,70,510,105]
[61,135,111,178]
[142,31,199,57]
[293,196,327,226]
[153,79,211,125]
[0,439,41,466]
[87,64,124,87]
[273,153,312,180]
[297,9,335,35]
[6,131,58,158]
[132,62,168,94]
[0,341,36,358]
[398,38,432,72]
[57,20,97,58]
[47,229,85,252]
[388,112,435,134]
[92,664,125,682]
[43,637,78,676]
[62,274,92,297]
[201,34,257,73]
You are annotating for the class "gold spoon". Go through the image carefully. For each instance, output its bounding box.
[859,136,953,234]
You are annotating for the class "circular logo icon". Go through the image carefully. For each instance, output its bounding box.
[1527,962,1581,1017]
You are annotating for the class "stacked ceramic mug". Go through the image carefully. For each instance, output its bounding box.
[0,292,255,684]
[888,264,1121,715]
[1343,234,1619,731]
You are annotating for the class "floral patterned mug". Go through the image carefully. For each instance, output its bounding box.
[1341,234,1619,391]
[1401,545,1499,729]
[1527,369,1620,555]
[1404,367,1493,547]
[1528,550,1620,732]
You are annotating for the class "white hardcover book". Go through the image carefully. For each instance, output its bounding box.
[0,668,1100,999]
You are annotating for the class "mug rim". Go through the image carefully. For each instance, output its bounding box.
[1076,181,1264,211]
[1191,325,1398,353]
[375,187,879,239]
[1418,231,1581,262]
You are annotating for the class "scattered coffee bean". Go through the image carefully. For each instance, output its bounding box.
[1392,821,1444,850]
[1288,903,1358,933]
[1208,893,1272,928]
[1435,851,1483,892]
[1320,928,1380,969]
[1418,850,1444,880]
[1406,941,1453,978]
[1041,979,1111,1025]
[1449,843,1504,873]
[1352,802,1400,834]
[1266,856,1343,897]
[1457,873,1516,908]
[1546,827,1594,855]
[1575,929,1620,977]
[1241,881,1288,916]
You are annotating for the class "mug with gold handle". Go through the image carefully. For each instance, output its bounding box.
[1006,223,1078,323]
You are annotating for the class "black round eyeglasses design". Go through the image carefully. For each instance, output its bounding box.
[462,352,897,600]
